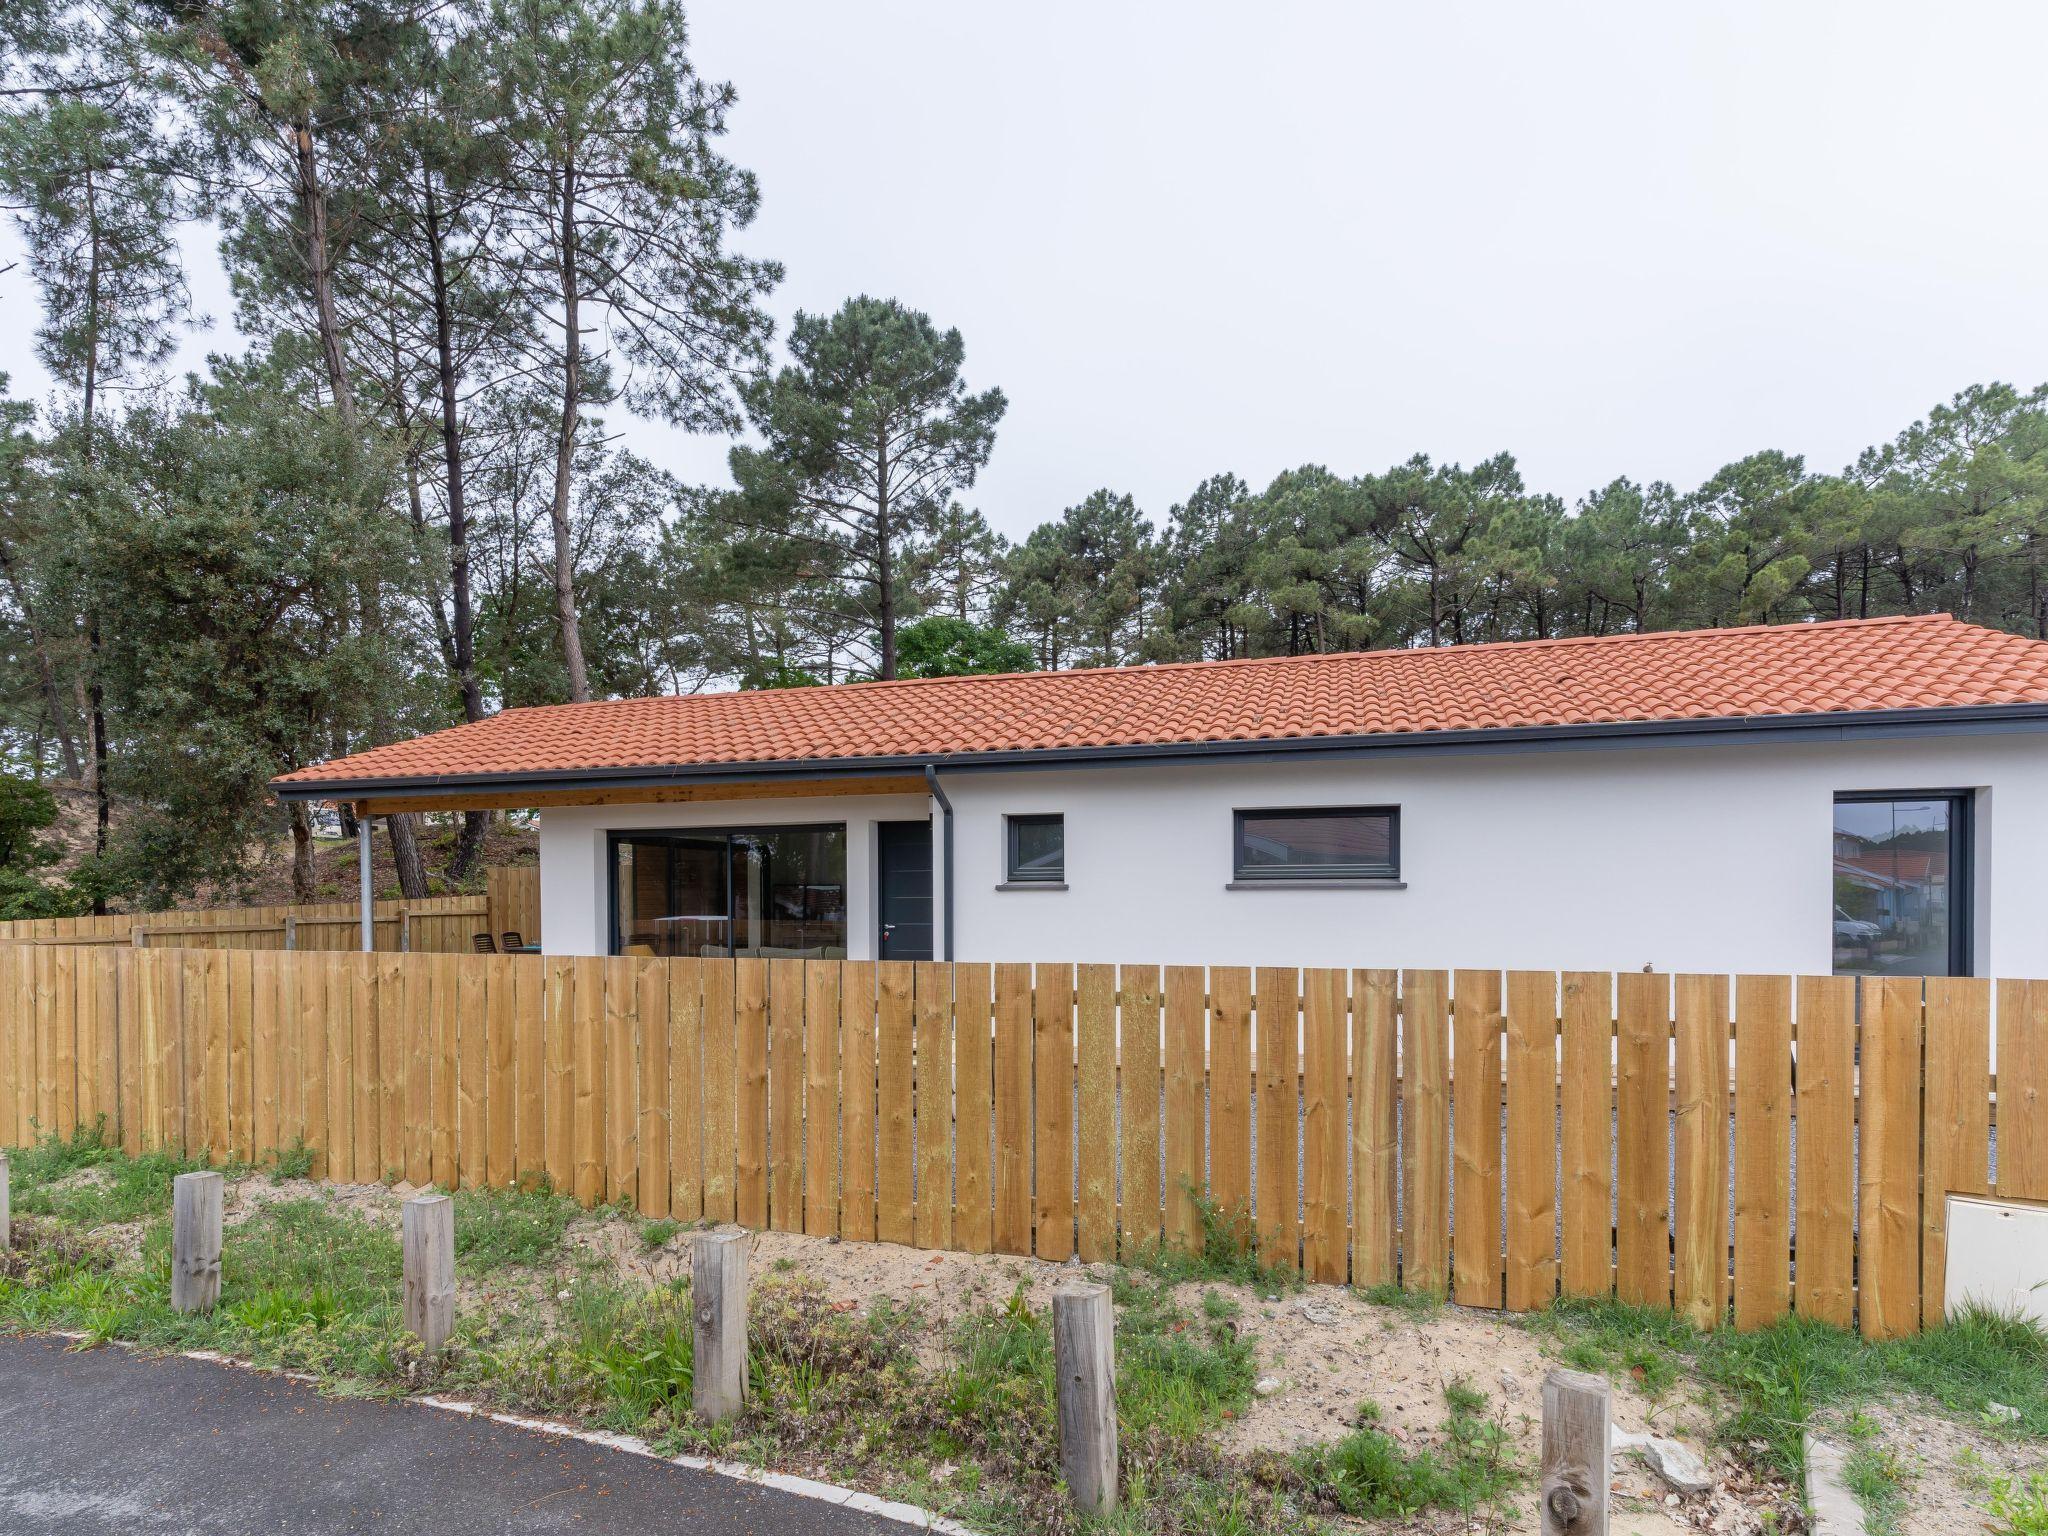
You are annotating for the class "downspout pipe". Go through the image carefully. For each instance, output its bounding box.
[358,810,374,953]
[923,765,955,962]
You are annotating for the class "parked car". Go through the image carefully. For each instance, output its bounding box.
[1833,906,1882,942]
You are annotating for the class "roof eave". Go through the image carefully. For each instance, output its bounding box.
[270,700,2048,805]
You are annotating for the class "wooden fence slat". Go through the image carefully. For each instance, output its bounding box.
[485,956,516,1189]
[991,961,1034,1256]
[2002,978,2048,1200]
[1452,968,1504,1308]
[1255,966,1300,1270]
[155,949,184,1154]
[511,957,544,1187]
[1559,972,1612,1298]
[1352,969,1399,1289]
[700,959,738,1223]
[51,947,79,1138]
[571,954,607,1206]
[299,953,328,1176]
[73,946,100,1139]
[1614,971,1669,1310]
[1031,962,1072,1260]
[951,962,993,1254]
[1075,964,1117,1262]
[605,956,639,1209]
[1401,969,1450,1296]
[1162,965,1206,1254]
[1672,975,1729,1330]
[838,961,877,1242]
[667,958,704,1220]
[915,961,953,1251]
[1794,975,1855,1327]
[0,948,21,1148]
[638,956,671,1218]
[347,953,376,1183]
[413,957,444,1186]
[1922,977,1992,1326]
[31,946,55,1138]
[225,951,255,1164]
[1209,966,1253,1230]
[1504,970,1559,1312]
[1860,976,1924,1339]
[322,954,353,1182]
[804,960,840,1237]
[735,958,770,1229]
[1733,974,1792,1330]
[768,959,804,1232]
[118,948,143,1155]
[875,961,915,1245]
[1301,967,1347,1285]
[1120,966,1164,1257]
[375,954,405,1180]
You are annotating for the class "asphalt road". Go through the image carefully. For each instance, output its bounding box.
[0,1333,924,1535]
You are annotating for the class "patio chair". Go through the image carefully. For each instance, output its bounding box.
[471,932,497,954]
[500,931,525,951]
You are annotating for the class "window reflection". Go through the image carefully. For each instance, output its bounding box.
[614,826,847,958]
[1831,797,1960,976]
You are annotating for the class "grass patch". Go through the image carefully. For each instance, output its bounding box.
[1840,1412,1909,1535]
[1124,1187,1303,1294]
[1292,1379,1522,1522]
[638,1217,681,1250]
[1527,1294,2048,1484]
[451,1180,579,1271]
[1988,1469,2048,1536]
[5,1122,211,1228]
[1352,1279,1445,1318]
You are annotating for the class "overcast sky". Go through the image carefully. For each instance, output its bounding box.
[4,0,2046,541]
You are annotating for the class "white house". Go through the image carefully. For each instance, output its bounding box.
[274,613,2048,978]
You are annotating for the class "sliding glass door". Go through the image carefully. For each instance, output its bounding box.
[611,825,847,958]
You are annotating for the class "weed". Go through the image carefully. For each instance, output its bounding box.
[6,1123,208,1227]
[1123,1186,1303,1294]
[1353,1279,1444,1317]
[1294,1380,1522,1521]
[638,1217,681,1250]
[268,1140,316,1182]
[1988,1470,2048,1536]
[451,1181,578,1271]
[1840,1413,1909,1535]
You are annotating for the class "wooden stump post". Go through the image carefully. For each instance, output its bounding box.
[171,1171,224,1314]
[1541,1368,1611,1535]
[691,1230,748,1422]
[402,1193,456,1357]
[1052,1281,1118,1516]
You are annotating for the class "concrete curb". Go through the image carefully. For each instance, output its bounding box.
[1803,1433,1869,1536]
[55,1331,974,1534]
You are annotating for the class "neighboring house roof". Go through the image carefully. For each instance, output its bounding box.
[1836,850,1949,885]
[275,613,2048,798]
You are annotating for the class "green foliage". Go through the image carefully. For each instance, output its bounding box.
[637,1217,681,1249]
[451,1181,580,1271]
[5,1121,208,1227]
[1293,1380,1522,1520]
[893,616,1033,678]
[1124,1186,1303,1294]
[1989,1470,2048,1536]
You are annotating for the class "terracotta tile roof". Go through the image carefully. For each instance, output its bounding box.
[275,614,2048,790]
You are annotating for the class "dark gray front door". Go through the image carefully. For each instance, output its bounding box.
[876,820,934,961]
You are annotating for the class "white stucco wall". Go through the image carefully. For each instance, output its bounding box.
[536,734,2048,976]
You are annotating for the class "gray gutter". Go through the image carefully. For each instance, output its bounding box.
[272,699,2048,802]
[924,766,955,961]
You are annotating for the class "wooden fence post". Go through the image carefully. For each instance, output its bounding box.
[401,1193,456,1356]
[691,1230,748,1422]
[283,916,297,953]
[1052,1281,1118,1516]
[171,1171,224,1314]
[1541,1368,1611,1535]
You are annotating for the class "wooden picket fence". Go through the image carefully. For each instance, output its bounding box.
[0,865,540,954]
[2,948,2042,1339]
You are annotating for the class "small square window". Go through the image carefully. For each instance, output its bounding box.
[1005,814,1065,883]
[1233,807,1398,881]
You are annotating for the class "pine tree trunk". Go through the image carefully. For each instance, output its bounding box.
[288,802,317,902]
[450,811,490,883]
[387,814,430,900]
[549,152,593,703]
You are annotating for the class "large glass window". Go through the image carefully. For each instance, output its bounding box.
[1233,807,1399,881]
[1832,794,1969,976]
[612,826,847,958]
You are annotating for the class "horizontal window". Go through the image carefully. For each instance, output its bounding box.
[1233,806,1398,881]
[1005,813,1065,883]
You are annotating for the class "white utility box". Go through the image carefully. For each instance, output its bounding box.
[1943,1194,2048,1325]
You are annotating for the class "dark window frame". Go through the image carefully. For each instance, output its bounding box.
[1831,789,1973,978]
[1003,812,1066,884]
[607,822,847,957]
[1231,805,1401,882]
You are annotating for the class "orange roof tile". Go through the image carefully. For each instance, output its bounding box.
[275,614,2048,791]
